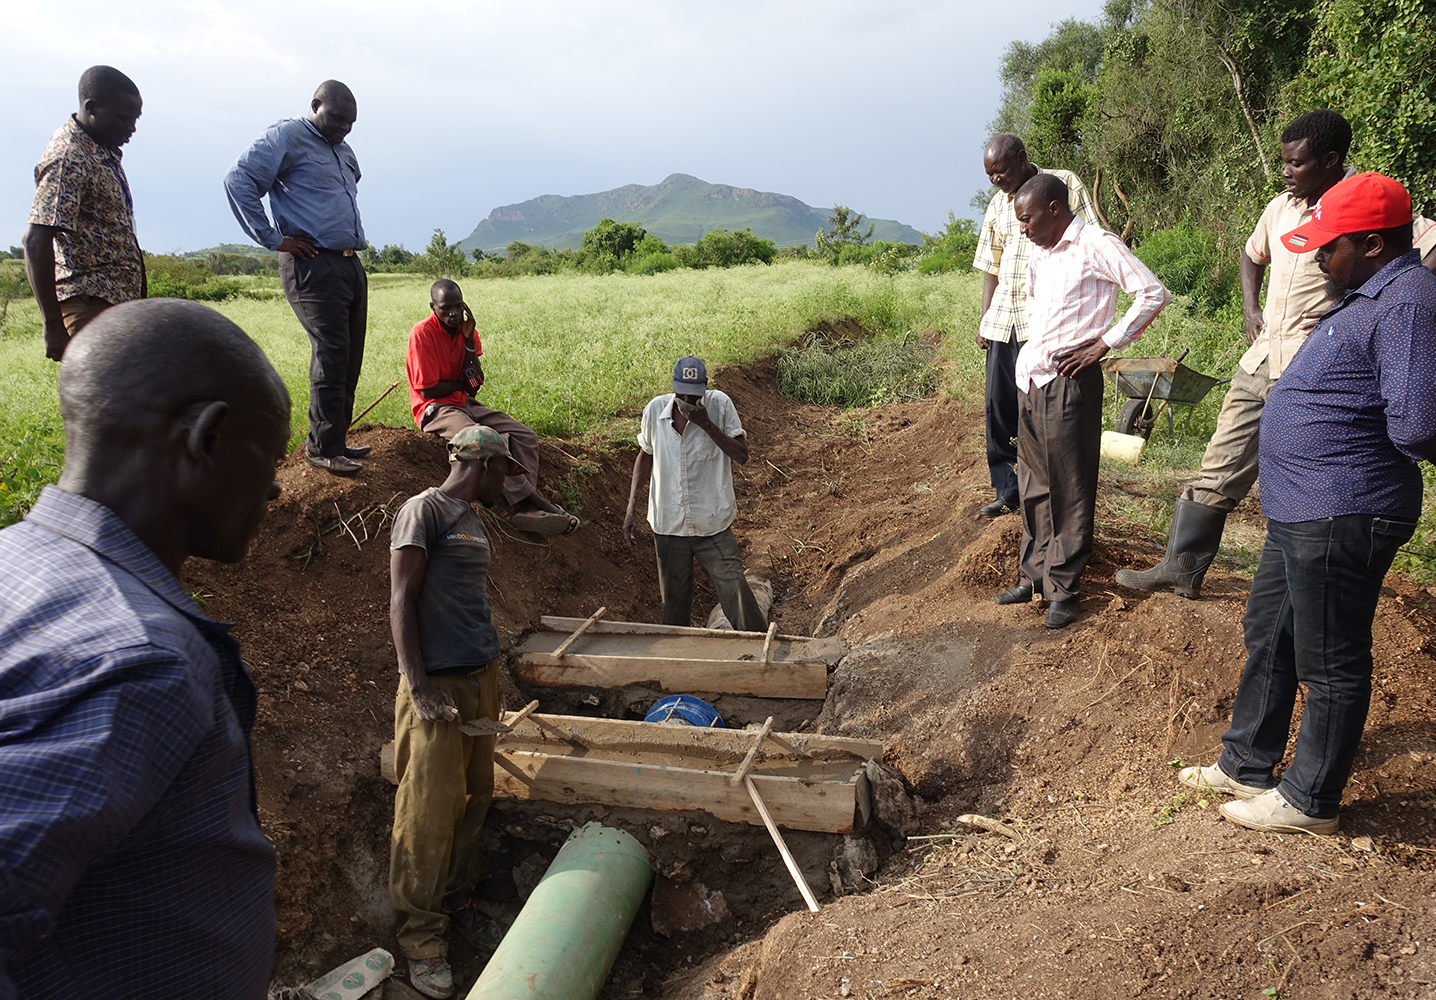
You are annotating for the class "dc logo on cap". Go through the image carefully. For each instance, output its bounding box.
[683,367,699,379]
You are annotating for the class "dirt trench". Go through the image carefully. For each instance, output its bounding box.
[184,354,1436,999]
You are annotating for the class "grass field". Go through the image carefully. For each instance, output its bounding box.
[0,263,983,525]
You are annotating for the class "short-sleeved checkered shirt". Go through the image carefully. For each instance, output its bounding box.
[28,117,145,305]
[973,167,1098,344]
[0,487,276,998]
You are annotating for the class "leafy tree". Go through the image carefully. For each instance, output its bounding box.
[1288,0,1436,216]
[815,206,875,264]
[416,229,467,279]
[580,218,649,272]
[918,213,980,274]
[675,228,777,269]
[989,18,1106,137]
[1027,67,1094,171]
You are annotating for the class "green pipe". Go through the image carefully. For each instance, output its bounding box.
[466,822,653,1000]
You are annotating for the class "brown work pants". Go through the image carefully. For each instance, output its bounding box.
[1017,366,1103,603]
[59,294,113,337]
[420,401,541,508]
[1178,360,1273,512]
[390,662,499,960]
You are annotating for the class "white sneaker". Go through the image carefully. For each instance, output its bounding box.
[1219,787,1339,836]
[1178,764,1267,799]
[408,956,455,998]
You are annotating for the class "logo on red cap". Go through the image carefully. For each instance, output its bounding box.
[1279,172,1411,254]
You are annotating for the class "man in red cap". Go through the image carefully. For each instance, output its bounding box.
[1177,173,1436,835]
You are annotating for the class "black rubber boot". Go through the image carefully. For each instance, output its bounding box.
[1114,499,1227,599]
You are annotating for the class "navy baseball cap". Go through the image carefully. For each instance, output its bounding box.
[673,355,707,395]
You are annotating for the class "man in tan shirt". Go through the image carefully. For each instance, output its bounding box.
[1117,110,1352,598]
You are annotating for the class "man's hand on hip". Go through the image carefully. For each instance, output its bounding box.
[1053,335,1110,378]
[277,235,319,259]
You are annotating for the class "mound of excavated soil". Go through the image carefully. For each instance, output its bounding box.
[187,353,1436,998]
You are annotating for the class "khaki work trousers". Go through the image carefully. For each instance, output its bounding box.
[59,294,113,337]
[420,401,541,509]
[390,662,500,959]
[1178,360,1273,512]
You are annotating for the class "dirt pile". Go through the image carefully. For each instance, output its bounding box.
[189,353,1436,998]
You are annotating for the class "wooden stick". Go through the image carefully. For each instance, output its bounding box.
[730,717,774,786]
[552,606,607,657]
[502,699,540,729]
[760,622,778,664]
[349,380,401,428]
[955,813,1023,842]
[745,776,820,912]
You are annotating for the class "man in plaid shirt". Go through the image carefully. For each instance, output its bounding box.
[0,300,289,998]
[973,134,1098,517]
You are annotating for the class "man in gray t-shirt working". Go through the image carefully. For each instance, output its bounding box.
[387,425,524,999]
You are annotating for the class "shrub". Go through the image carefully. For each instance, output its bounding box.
[918,213,979,274]
[628,252,681,275]
[1133,221,1238,313]
[776,334,939,407]
[675,228,777,269]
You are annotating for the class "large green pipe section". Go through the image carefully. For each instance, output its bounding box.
[466,822,653,1000]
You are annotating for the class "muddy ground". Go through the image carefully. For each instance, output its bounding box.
[184,353,1436,999]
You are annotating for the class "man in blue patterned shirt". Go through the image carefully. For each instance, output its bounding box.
[1177,173,1436,835]
[225,80,370,477]
[0,299,290,998]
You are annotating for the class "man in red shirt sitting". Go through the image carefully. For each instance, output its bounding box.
[405,279,578,534]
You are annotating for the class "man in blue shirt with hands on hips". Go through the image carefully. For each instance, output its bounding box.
[225,80,371,477]
[1178,173,1436,835]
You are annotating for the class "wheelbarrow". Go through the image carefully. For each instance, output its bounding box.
[1101,349,1227,440]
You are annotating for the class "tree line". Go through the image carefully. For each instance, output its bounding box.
[991,0,1434,307]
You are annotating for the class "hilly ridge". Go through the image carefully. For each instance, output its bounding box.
[458,173,924,252]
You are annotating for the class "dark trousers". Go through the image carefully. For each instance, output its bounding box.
[1016,366,1103,602]
[984,335,1021,502]
[654,528,766,632]
[420,401,541,508]
[280,251,368,458]
[1217,514,1415,818]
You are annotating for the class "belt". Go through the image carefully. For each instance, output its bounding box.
[315,247,357,256]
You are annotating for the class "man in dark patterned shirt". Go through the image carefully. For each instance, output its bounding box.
[0,300,289,998]
[23,66,146,362]
[1177,174,1436,836]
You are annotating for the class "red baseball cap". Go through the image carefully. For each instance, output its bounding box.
[1281,172,1412,253]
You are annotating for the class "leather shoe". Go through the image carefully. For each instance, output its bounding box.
[1045,598,1080,629]
[343,444,372,459]
[994,583,1034,605]
[979,496,1019,518]
[305,451,363,477]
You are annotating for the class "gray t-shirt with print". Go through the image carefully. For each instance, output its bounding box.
[389,487,500,674]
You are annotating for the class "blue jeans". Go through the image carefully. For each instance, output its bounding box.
[1218,514,1415,817]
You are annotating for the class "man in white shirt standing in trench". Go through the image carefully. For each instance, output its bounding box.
[623,356,767,632]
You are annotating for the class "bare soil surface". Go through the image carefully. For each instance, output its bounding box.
[186,353,1436,999]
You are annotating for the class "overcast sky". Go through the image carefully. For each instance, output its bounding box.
[2,0,1106,253]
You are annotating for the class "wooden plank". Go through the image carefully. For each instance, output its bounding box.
[746,775,821,911]
[517,654,826,699]
[505,713,881,761]
[491,750,860,833]
[542,615,815,642]
[530,624,846,665]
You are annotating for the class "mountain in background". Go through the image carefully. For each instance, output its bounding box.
[459,173,924,253]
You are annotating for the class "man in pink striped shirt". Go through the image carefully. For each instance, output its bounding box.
[992,173,1170,629]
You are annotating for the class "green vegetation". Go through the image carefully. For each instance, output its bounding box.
[776,335,940,407]
[144,254,283,303]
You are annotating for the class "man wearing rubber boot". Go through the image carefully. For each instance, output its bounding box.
[1116,111,1353,598]
[1178,173,1436,835]
[388,426,524,997]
